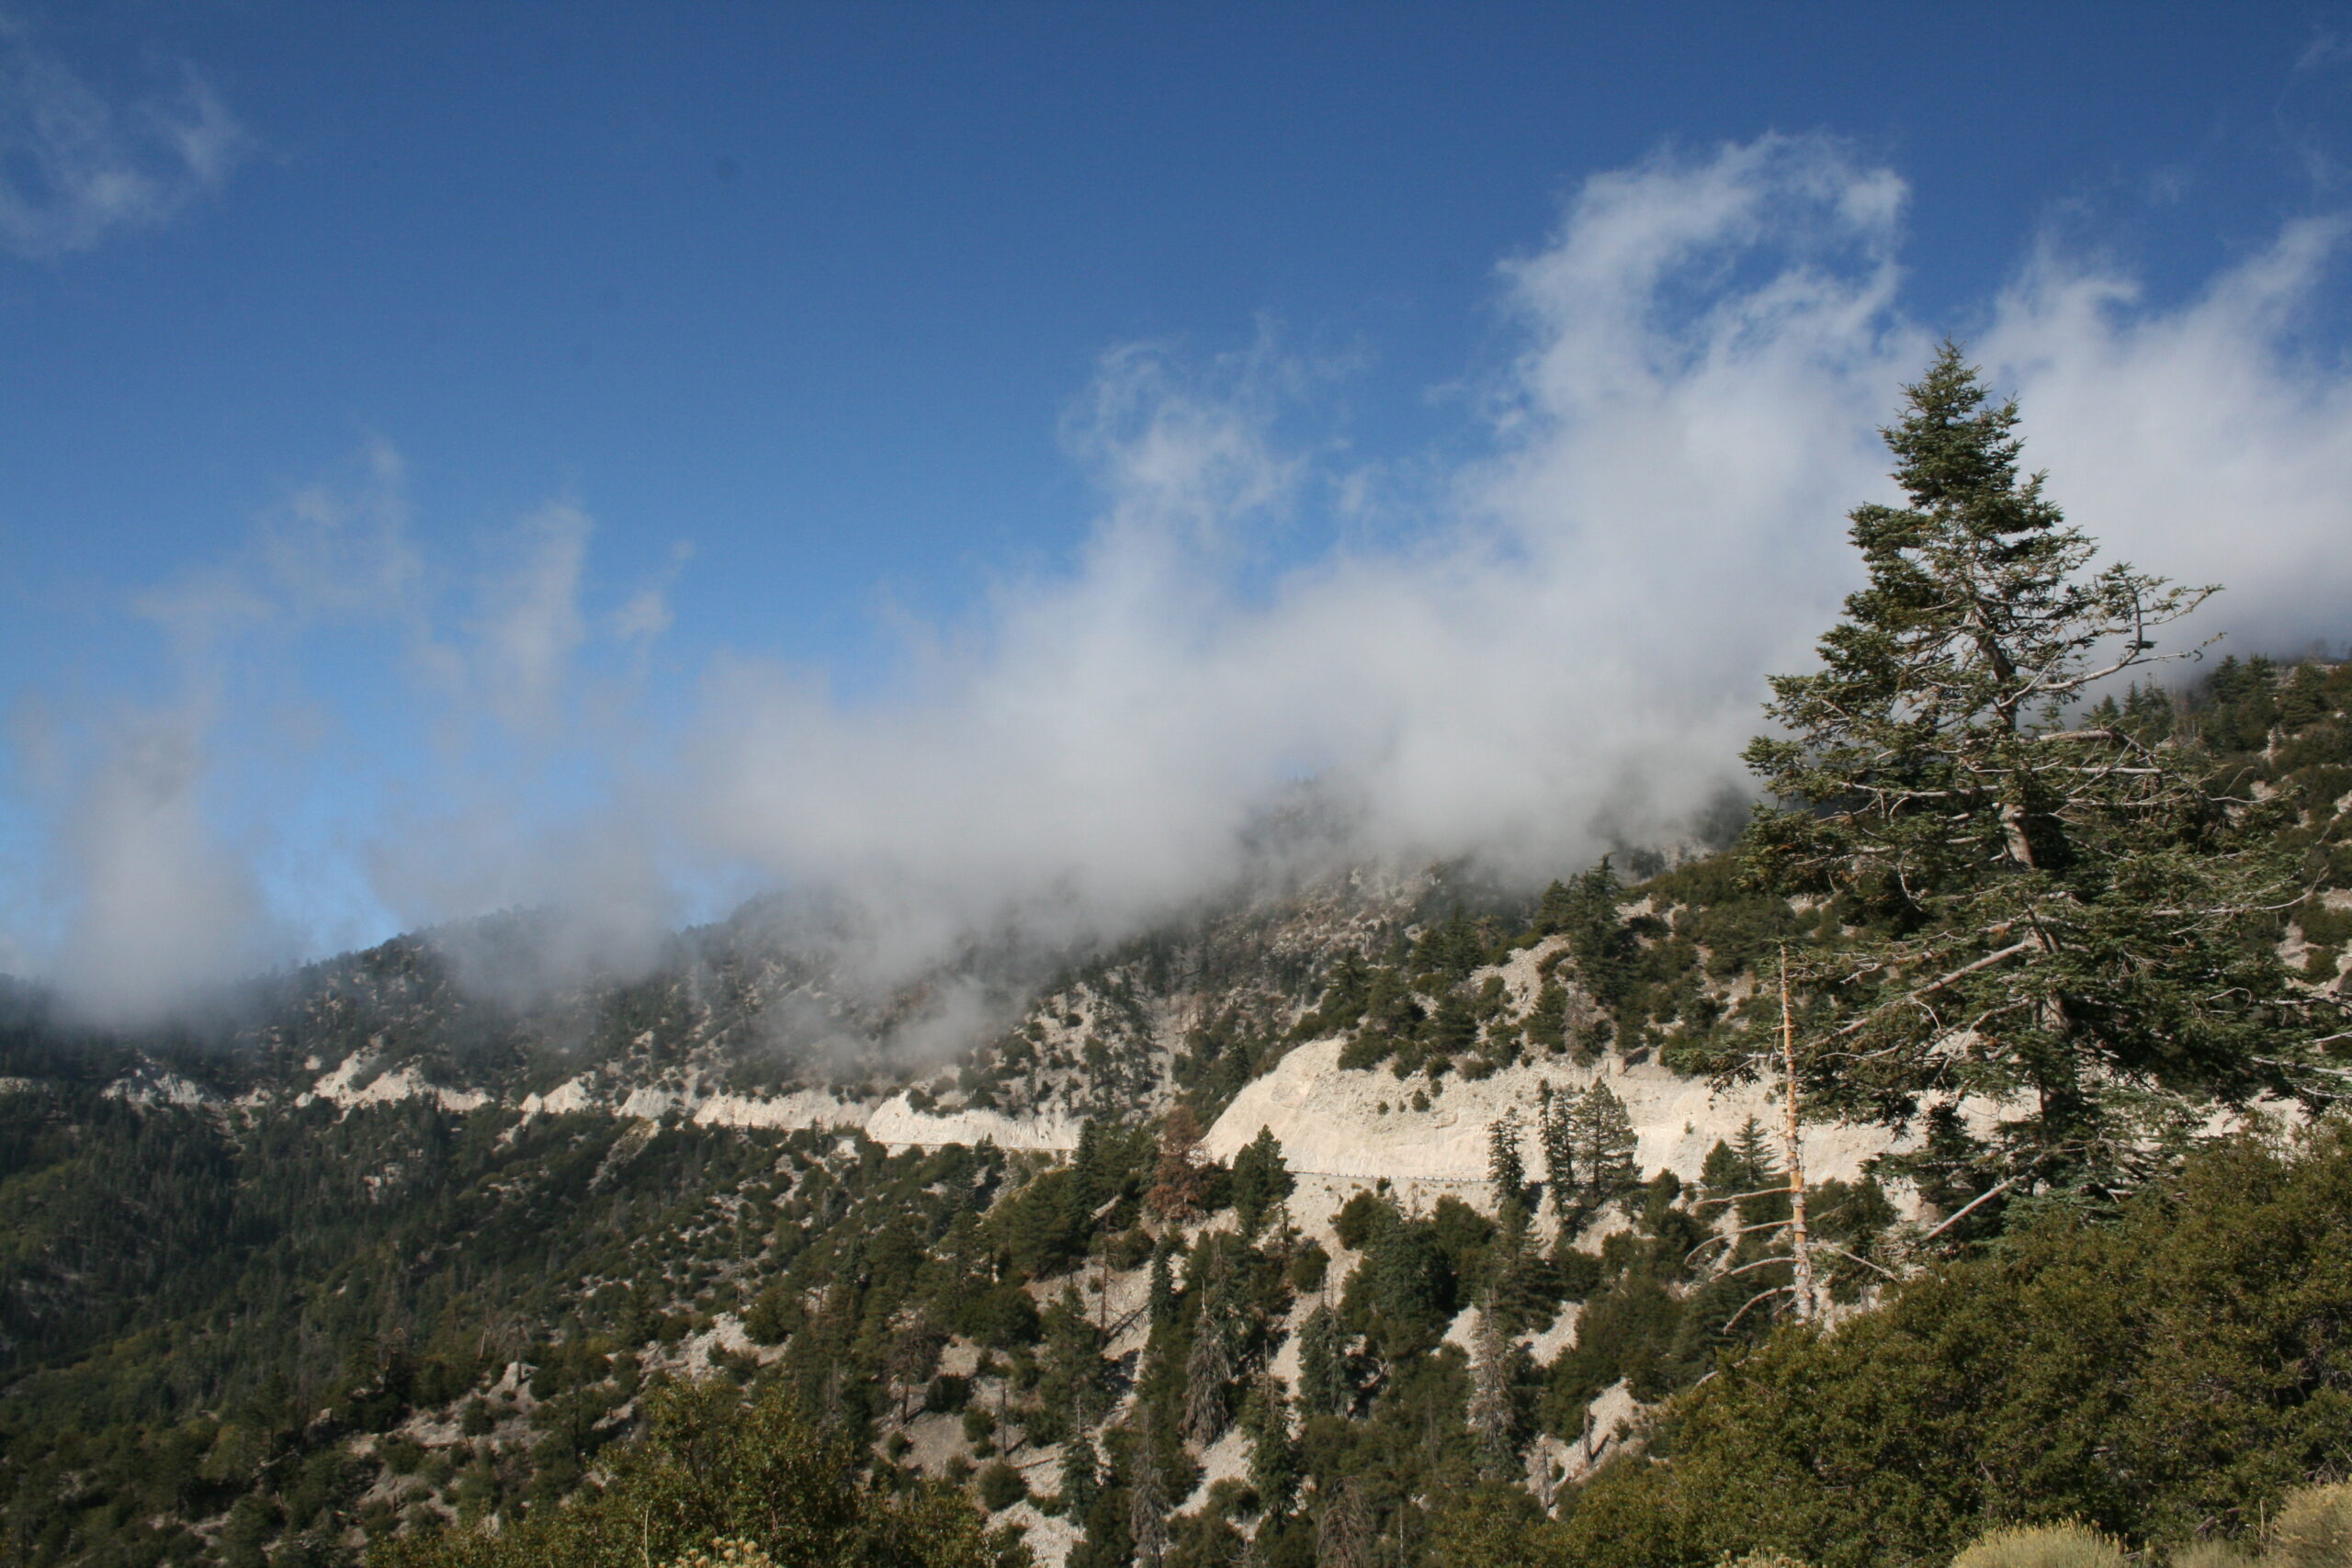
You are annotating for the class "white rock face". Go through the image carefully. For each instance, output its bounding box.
[302,1056,490,1115]
[690,1088,870,1130]
[864,1093,1087,1153]
[103,1069,218,1108]
[1201,1035,1895,1191]
[511,1073,1092,1155]
[510,1078,1088,1152]
[516,1076,600,1116]
[271,1020,1913,1208]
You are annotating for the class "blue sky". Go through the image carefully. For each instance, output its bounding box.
[6,4,2352,1016]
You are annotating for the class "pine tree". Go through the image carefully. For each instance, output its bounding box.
[1535,1080,1575,1207]
[1182,1323,1232,1446]
[1241,1371,1298,1516]
[1316,1478,1374,1568]
[1147,1107,1211,1222]
[1713,1115,1789,1227]
[1296,1303,1349,1419]
[1182,1249,1236,1445]
[1561,858,1636,1007]
[1466,1302,1520,1483]
[1485,1196,1544,1337]
[1742,344,2345,1203]
[1230,1126,1294,1236]
[1129,1409,1170,1568]
[1729,1116,1779,1190]
[1148,1235,1177,1330]
[1059,1424,1099,1520]
[1572,1081,1639,1204]
[1043,1284,1110,1432]
[1487,1111,1527,1215]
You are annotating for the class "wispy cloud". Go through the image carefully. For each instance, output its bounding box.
[0,20,251,259]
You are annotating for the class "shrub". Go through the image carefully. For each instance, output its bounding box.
[1554,1128,2352,1568]
[1333,1190,1384,1250]
[369,1378,1001,1568]
[1951,1523,2127,1568]
[2167,1545,2255,1568]
[976,1461,1027,1513]
[1109,1226,1155,1270]
[661,1540,779,1568]
[1288,1241,1329,1293]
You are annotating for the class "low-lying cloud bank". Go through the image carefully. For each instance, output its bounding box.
[9,134,2352,1025]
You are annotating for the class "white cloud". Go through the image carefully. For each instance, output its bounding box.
[610,541,695,644]
[1981,218,2352,654]
[672,134,2352,991]
[48,708,274,1025]
[676,136,1923,972]
[474,503,593,732]
[7,133,2352,1021]
[0,24,251,259]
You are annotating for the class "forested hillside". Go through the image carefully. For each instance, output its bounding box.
[5,356,2351,1568]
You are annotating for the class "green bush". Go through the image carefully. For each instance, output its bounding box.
[1553,1126,2352,1568]
[1289,1240,1329,1293]
[368,1378,1005,1568]
[1951,1523,2127,1568]
[976,1461,1027,1514]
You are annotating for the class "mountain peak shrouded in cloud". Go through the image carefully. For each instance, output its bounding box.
[6,134,2352,1024]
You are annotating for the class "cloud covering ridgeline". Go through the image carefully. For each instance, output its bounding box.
[10,135,2352,1022]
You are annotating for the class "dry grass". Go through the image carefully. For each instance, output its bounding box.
[1952,1523,2130,1568]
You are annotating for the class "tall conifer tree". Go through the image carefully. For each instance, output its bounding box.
[1743,344,2346,1205]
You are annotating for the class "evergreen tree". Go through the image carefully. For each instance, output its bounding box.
[1572,1081,1639,1204]
[1230,1126,1294,1237]
[1058,1425,1099,1520]
[1524,980,1570,1055]
[2278,662,2331,730]
[1431,987,1479,1058]
[1729,1116,1780,1190]
[1128,1409,1170,1568]
[1147,1108,1210,1222]
[1466,1302,1520,1483]
[1741,344,2344,1202]
[1485,1198,1547,1337]
[1148,1235,1178,1330]
[1713,1116,1790,1228]
[1296,1303,1350,1419]
[1535,1080,1575,1206]
[1561,858,1636,1007]
[1316,1479,1374,1568]
[1042,1284,1111,1433]
[1241,1371,1299,1516]
[1182,1321,1233,1447]
[1183,1250,1237,1445]
[1487,1111,1528,1215]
